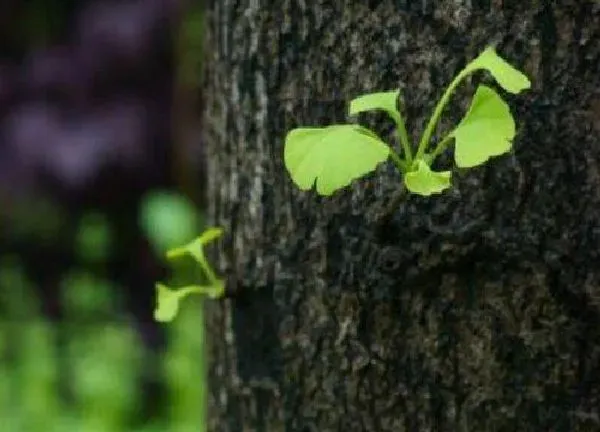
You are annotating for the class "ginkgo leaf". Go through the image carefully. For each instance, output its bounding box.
[464,46,531,94]
[404,159,451,196]
[349,90,403,126]
[284,124,390,196]
[450,85,515,168]
[198,227,224,246]
[154,283,186,322]
[154,282,224,322]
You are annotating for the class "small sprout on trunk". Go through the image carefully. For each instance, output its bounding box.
[154,227,225,323]
[284,46,531,197]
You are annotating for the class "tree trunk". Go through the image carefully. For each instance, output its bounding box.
[202,1,600,430]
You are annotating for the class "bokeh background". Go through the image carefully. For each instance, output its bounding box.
[0,1,210,430]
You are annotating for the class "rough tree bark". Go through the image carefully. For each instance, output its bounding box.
[202,1,600,430]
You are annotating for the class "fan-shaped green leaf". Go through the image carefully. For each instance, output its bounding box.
[154,283,224,322]
[284,124,390,196]
[465,46,531,94]
[404,160,451,196]
[450,85,515,168]
[198,226,223,245]
[154,283,185,322]
[349,90,403,125]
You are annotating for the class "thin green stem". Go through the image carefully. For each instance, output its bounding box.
[179,285,209,295]
[393,114,413,164]
[166,245,188,259]
[415,69,470,161]
[388,148,408,173]
[430,133,455,160]
[180,284,224,299]
[189,249,219,286]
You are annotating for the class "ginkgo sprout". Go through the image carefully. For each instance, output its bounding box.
[154,227,225,322]
[284,46,531,197]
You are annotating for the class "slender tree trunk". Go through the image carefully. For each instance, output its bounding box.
[202,1,600,430]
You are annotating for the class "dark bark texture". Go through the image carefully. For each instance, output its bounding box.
[202,1,600,430]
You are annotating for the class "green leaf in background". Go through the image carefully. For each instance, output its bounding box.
[60,270,119,317]
[0,264,204,431]
[75,212,112,263]
[449,85,516,168]
[68,323,143,430]
[464,46,531,94]
[284,124,390,195]
[404,160,451,196]
[140,190,200,254]
[164,300,209,432]
[16,320,61,430]
[349,90,403,125]
[0,256,40,317]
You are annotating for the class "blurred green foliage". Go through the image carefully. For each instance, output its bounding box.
[0,189,209,432]
[140,190,202,256]
[0,261,207,432]
[75,212,113,264]
[0,0,211,429]
[3,194,66,245]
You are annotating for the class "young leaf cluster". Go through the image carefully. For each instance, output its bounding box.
[154,227,225,322]
[284,47,531,197]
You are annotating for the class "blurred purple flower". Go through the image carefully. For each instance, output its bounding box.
[3,103,63,166]
[3,99,148,190]
[75,0,165,69]
[0,64,14,108]
[0,0,182,194]
[20,46,89,103]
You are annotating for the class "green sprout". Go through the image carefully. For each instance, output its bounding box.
[154,227,225,322]
[284,46,531,197]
